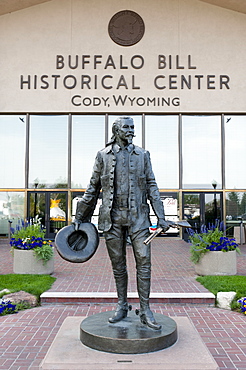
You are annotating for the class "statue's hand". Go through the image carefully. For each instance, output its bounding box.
[73,218,81,231]
[157,218,170,233]
[166,220,176,227]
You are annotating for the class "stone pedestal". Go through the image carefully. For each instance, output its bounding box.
[39,316,219,370]
[80,311,177,354]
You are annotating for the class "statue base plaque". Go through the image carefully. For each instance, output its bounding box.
[80,311,177,354]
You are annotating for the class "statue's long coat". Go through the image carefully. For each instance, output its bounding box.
[76,144,165,234]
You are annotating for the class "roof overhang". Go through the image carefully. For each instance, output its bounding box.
[0,0,51,16]
[199,0,246,14]
[0,0,245,16]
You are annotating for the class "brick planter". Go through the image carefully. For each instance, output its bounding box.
[13,249,54,274]
[195,250,237,276]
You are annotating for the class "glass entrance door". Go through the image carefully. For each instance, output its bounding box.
[182,192,222,240]
[27,191,68,239]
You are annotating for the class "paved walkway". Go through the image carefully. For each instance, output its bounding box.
[0,237,245,370]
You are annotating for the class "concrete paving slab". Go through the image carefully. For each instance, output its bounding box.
[40,316,219,370]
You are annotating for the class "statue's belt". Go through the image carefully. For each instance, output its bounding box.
[113,195,129,209]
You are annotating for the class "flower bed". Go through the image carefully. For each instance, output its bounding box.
[187,222,240,264]
[10,220,54,273]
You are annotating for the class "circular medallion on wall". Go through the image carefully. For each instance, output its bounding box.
[108,10,145,46]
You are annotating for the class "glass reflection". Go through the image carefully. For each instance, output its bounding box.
[28,191,67,238]
[49,192,67,235]
[0,192,24,236]
[108,115,142,147]
[29,115,68,188]
[0,115,26,188]
[225,115,246,189]
[226,192,246,221]
[205,193,221,224]
[149,192,179,235]
[226,191,246,238]
[145,115,179,188]
[183,193,200,224]
[71,115,105,188]
[182,116,222,189]
[183,193,200,241]
[29,192,46,227]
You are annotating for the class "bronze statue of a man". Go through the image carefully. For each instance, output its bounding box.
[74,116,169,330]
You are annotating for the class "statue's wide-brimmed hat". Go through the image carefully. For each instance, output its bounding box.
[55,223,99,263]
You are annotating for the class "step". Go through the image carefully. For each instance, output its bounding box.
[40,291,215,305]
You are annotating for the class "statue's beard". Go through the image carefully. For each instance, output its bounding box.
[127,135,133,144]
[126,134,135,144]
[116,133,135,146]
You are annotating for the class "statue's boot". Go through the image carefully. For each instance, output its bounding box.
[139,307,161,330]
[108,275,129,323]
[108,302,129,323]
[137,276,162,330]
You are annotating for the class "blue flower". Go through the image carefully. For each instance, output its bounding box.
[200,224,208,234]
[0,300,16,315]
[238,298,246,314]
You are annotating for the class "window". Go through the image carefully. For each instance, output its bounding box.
[29,115,68,188]
[0,115,26,188]
[182,115,222,189]
[145,115,179,188]
[0,192,25,235]
[225,191,246,237]
[225,115,246,189]
[71,115,105,188]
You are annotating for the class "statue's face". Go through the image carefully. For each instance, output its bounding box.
[116,118,135,144]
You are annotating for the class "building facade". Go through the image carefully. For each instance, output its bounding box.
[0,0,246,239]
